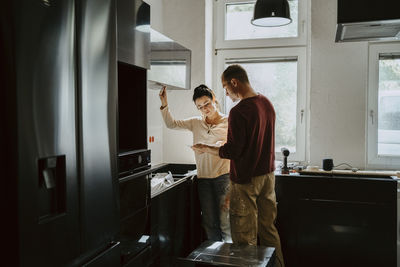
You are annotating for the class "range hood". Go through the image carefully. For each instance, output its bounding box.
[335,0,400,42]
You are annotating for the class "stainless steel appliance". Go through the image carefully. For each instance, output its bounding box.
[335,0,400,42]
[118,149,151,177]
[2,0,120,266]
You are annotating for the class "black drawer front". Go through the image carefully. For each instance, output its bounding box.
[119,175,149,219]
[120,206,149,242]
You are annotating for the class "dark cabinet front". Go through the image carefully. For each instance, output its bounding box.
[276,175,397,267]
[150,179,191,266]
[149,164,202,267]
[119,174,151,265]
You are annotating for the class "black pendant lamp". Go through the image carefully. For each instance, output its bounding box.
[251,0,292,27]
[136,2,150,32]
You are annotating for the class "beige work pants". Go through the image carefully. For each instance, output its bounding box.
[229,172,285,267]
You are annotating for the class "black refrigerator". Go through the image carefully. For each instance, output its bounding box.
[1,0,120,266]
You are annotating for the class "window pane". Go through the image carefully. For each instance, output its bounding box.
[377,57,400,156]
[225,60,297,152]
[225,1,298,41]
[148,61,186,88]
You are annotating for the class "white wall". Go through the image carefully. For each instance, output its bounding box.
[309,0,368,168]
[146,0,208,164]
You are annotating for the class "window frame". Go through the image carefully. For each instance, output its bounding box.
[214,47,307,161]
[214,0,308,50]
[367,43,400,168]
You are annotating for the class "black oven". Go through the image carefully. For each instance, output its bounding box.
[117,61,151,177]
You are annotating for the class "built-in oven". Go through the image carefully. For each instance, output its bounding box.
[117,61,151,177]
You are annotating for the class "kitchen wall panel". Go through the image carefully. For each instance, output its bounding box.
[310,0,368,168]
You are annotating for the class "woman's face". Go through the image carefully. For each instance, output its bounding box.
[195,95,217,117]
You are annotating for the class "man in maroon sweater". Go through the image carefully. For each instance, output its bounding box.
[193,65,284,267]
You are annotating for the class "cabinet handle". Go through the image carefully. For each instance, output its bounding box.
[369,110,374,125]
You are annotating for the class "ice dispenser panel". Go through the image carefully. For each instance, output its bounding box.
[38,155,66,222]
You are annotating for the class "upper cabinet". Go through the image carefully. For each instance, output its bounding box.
[148,29,192,90]
[117,0,150,69]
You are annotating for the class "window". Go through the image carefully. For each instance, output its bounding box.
[214,0,309,161]
[215,0,308,49]
[225,1,298,40]
[367,43,400,167]
[215,48,307,161]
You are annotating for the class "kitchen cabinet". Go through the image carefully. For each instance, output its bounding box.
[119,173,151,266]
[148,164,203,267]
[148,29,192,90]
[117,163,201,266]
[117,0,150,68]
[150,177,191,266]
[275,174,397,267]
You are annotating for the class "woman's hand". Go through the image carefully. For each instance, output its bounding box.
[159,86,168,107]
[191,143,221,156]
[191,143,208,154]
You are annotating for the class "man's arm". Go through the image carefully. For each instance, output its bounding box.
[193,109,247,159]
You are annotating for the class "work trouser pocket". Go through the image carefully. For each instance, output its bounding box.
[229,184,258,244]
[230,200,251,233]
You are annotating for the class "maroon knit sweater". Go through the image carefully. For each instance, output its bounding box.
[219,94,275,184]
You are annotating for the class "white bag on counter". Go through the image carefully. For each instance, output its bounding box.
[151,172,174,194]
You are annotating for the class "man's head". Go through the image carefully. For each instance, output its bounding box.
[221,64,250,101]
